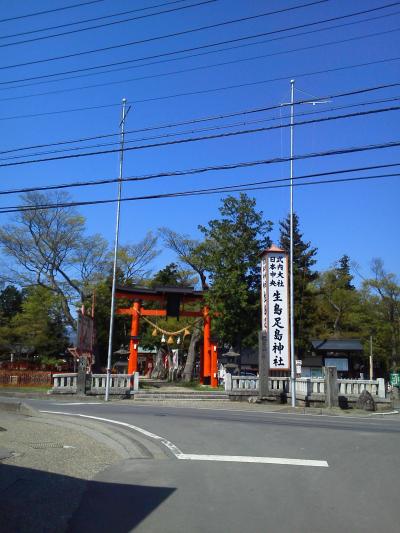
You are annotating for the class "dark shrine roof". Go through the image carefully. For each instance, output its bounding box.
[116,285,203,298]
[310,339,363,352]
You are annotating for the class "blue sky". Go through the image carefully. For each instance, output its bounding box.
[0,0,398,281]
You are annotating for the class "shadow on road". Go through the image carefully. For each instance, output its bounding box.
[0,463,175,533]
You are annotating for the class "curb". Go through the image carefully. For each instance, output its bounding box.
[0,398,39,417]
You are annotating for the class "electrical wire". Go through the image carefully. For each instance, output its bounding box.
[0,105,399,168]
[0,171,397,215]
[2,104,399,163]
[1,59,399,121]
[0,0,324,49]
[2,92,399,157]
[0,161,398,197]
[0,1,393,70]
[2,25,398,89]
[0,0,195,40]
[0,0,106,24]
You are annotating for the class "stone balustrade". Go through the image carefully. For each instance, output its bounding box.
[338,378,385,399]
[90,373,138,394]
[51,372,139,395]
[52,373,77,393]
[226,375,385,399]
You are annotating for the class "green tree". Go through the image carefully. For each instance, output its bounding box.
[11,286,68,358]
[0,285,24,319]
[315,257,360,337]
[150,263,196,288]
[279,213,318,356]
[362,259,400,370]
[199,194,272,348]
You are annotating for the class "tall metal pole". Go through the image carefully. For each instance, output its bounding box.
[105,98,128,402]
[289,79,296,407]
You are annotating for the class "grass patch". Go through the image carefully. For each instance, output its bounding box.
[0,385,50,392]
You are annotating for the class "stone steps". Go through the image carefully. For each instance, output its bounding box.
[132,391,229,401]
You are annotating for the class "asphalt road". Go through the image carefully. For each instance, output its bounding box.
[25,399,400,532]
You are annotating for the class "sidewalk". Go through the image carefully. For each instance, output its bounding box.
[0,400,163,533]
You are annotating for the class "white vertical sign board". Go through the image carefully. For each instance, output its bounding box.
[261,251,290,370]
[261,255,268,332]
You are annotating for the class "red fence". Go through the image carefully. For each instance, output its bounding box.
[0,370,52,387]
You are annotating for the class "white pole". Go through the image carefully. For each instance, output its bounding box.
[289,79,296,407]
[369,335,373,380]
[105,98,128,402]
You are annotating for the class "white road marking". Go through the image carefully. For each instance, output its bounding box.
[49,402,103,406]
[40,410,329,468]
[176,454,329,467]
[129,403,399,420]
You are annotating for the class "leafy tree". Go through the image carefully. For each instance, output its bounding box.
[315,258,360,336]
[11,285,69,358]
[362,259,400,370]
[0,285,24,319]
[279,212,318,356]
[199,194,272,349]
[337,254,355,290]
[150,263,196,288]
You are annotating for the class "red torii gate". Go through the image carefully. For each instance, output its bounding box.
[115,286,218,387]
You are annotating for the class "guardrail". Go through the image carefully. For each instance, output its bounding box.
[226,375,385,399]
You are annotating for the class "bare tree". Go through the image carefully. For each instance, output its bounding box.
[115,232,159,283]
[0,192,108,327]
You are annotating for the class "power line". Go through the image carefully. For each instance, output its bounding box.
[0,171,397,215]
[0,0,193,40]
[2,25,399,90]
[0,161,398,197]
[0,1,392,70]
[2,93,399,158]
[2,8,399,95]
[0,0,326,50]
[1,58,399,121]
[0,0,217,49]
[0,0,106,24]
[2,104,400,163]
[0,105,399,168]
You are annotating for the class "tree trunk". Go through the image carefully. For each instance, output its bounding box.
[151,346,168,379]
[182,321,202,382]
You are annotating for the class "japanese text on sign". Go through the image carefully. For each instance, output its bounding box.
[261,252,290,370]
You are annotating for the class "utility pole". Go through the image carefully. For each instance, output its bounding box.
[289,79,296,408]
[105,98,129,402]
[369,335,373,380]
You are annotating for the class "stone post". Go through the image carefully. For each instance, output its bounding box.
[225,373,232,392]
[133,372,139,392]
[377,378,385,399]
[76,356,88,395]
[258,330,269,398]
[325,366,338,407]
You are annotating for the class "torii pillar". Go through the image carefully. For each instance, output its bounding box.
[127,300,140,375]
